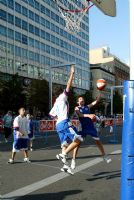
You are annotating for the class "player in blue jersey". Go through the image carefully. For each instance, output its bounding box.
[26,114,34,151]
[70,95,111,169]
[49,65,83,174]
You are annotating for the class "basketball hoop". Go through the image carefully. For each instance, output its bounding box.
[54,0,93,34]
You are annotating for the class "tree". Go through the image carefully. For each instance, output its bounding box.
[83,91,93,105]
[68,88,77,115]
[113,91,123,114]
[26,79,49,115]
[0,74,26,112]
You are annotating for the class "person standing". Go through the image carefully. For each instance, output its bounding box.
[3,111,13,143]
[8,108,31,164]
[26,114,34,151]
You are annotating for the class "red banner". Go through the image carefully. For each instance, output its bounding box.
[39,118,123,132]
[40,120,55,132]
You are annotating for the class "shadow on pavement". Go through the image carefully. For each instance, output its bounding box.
[87,170,121,181]
[2,190,83,200]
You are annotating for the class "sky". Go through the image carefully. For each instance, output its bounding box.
[89,0,130,65]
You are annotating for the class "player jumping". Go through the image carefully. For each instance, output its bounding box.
[49,65,83,174]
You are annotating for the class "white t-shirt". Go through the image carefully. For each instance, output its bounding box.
[13,115,28,138]
[49,90,69,124]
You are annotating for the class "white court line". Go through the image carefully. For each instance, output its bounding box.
[30,162,60,170]
[1,149,121,200]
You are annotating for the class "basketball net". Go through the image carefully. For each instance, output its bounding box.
[54,0,93,34]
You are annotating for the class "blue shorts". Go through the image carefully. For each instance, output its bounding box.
[56,119,83,146]
[13,138,29,152]
[79,124,100,140]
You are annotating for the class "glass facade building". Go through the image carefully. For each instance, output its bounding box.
[0,0,90,91]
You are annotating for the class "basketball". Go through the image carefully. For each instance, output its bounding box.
[96,79,106,91]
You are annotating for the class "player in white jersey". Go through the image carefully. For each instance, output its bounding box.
[8,108,31,164]
[49,65,83,174]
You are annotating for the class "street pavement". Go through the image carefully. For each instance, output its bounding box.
[0,126,122,200]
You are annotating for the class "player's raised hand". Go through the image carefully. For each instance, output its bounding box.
[70,65,75,74]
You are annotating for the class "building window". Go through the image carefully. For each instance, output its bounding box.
[22,34,28,45]
[0,25,7,36]
[35,0,40,10]
[41,43,45,51]
[35,53,39,62]
[35,40,40,49]
[46,8,50,17]
[46,32,50,41]
[29,10,34,20]
[46,45,50,53]
[22,48,28,58]
[35,13,40,23]
[22,6,28,16]
[8,13,14,24]
[29,24,34,33]
[22,20,28,31]
[15,2,21,13]
[0,0,7,6]
[15,46,21,56]
[0,9,7,20]
[8,28,14,39]
[41,5,45,14]
[46,20,50,29]
[15,31,21,42]
[15,17,21,28]
[29,51,34,60]
[29,37,34,47]
[28,0,35,7]
[8,0,14,9]
[41,30,45,39]
[35,27,40,36]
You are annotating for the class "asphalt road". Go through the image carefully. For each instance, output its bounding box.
[0,126,122,200]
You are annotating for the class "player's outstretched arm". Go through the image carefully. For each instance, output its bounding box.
[75,107,95,119]
[88,92,101,108]
[66,65,75,93]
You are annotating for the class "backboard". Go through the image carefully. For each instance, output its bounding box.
[90,0,116,17]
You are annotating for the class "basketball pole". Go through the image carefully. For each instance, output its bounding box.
[121,0,134,199]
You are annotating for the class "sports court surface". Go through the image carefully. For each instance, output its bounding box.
[0,127,122,200]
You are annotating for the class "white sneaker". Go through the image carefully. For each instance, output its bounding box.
[71,159,76,169]
[8,159,14,164]
[103,155,112,164]
[56,153,67,164]
[24,158,31,163]
[30,148,33,151]
[61,164,74,175]
[56,154,60,160]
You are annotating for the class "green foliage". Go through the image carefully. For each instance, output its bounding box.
[0,74,26,112]
[68,88,77,115]
[113,91,123,114]
[26,79,49,114]
[83,91,93,105]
